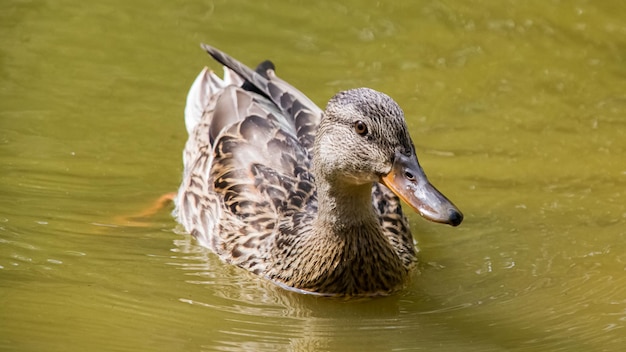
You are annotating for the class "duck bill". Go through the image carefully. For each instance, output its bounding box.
[380,152,463,226]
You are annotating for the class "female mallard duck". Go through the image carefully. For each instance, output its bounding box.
[175,44,463,295]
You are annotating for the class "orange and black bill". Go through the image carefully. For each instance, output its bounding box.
[380,151,463,226]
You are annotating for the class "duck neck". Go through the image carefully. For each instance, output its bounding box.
[314,179,379,233]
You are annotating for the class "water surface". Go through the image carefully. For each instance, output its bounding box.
[1,0,626,351]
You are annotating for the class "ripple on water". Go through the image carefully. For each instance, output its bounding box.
[163,234,530,351]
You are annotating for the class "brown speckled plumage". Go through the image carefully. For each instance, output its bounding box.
[174,44,463,296]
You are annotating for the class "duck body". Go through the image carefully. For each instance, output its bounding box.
[175,44,462,295]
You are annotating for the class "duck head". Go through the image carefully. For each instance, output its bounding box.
[313,88,463,226]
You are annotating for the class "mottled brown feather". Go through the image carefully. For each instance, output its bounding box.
[175,44,419,295]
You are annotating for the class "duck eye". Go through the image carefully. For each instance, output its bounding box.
[354,120,368,136]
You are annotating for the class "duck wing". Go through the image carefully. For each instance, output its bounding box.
[371,183,417,268]
[176,46,319,272]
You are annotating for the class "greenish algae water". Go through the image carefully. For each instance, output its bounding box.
[1,1,625,351]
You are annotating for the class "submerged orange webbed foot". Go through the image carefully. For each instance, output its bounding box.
[113,192,176,227]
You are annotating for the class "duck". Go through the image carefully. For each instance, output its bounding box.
[174,44,463,296]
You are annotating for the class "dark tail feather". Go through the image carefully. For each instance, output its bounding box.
[242,60,275,98]
[201,44,275,100]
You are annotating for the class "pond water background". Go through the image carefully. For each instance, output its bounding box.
[1,0,626,351]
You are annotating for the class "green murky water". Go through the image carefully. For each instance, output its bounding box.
[2,1,626,351]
